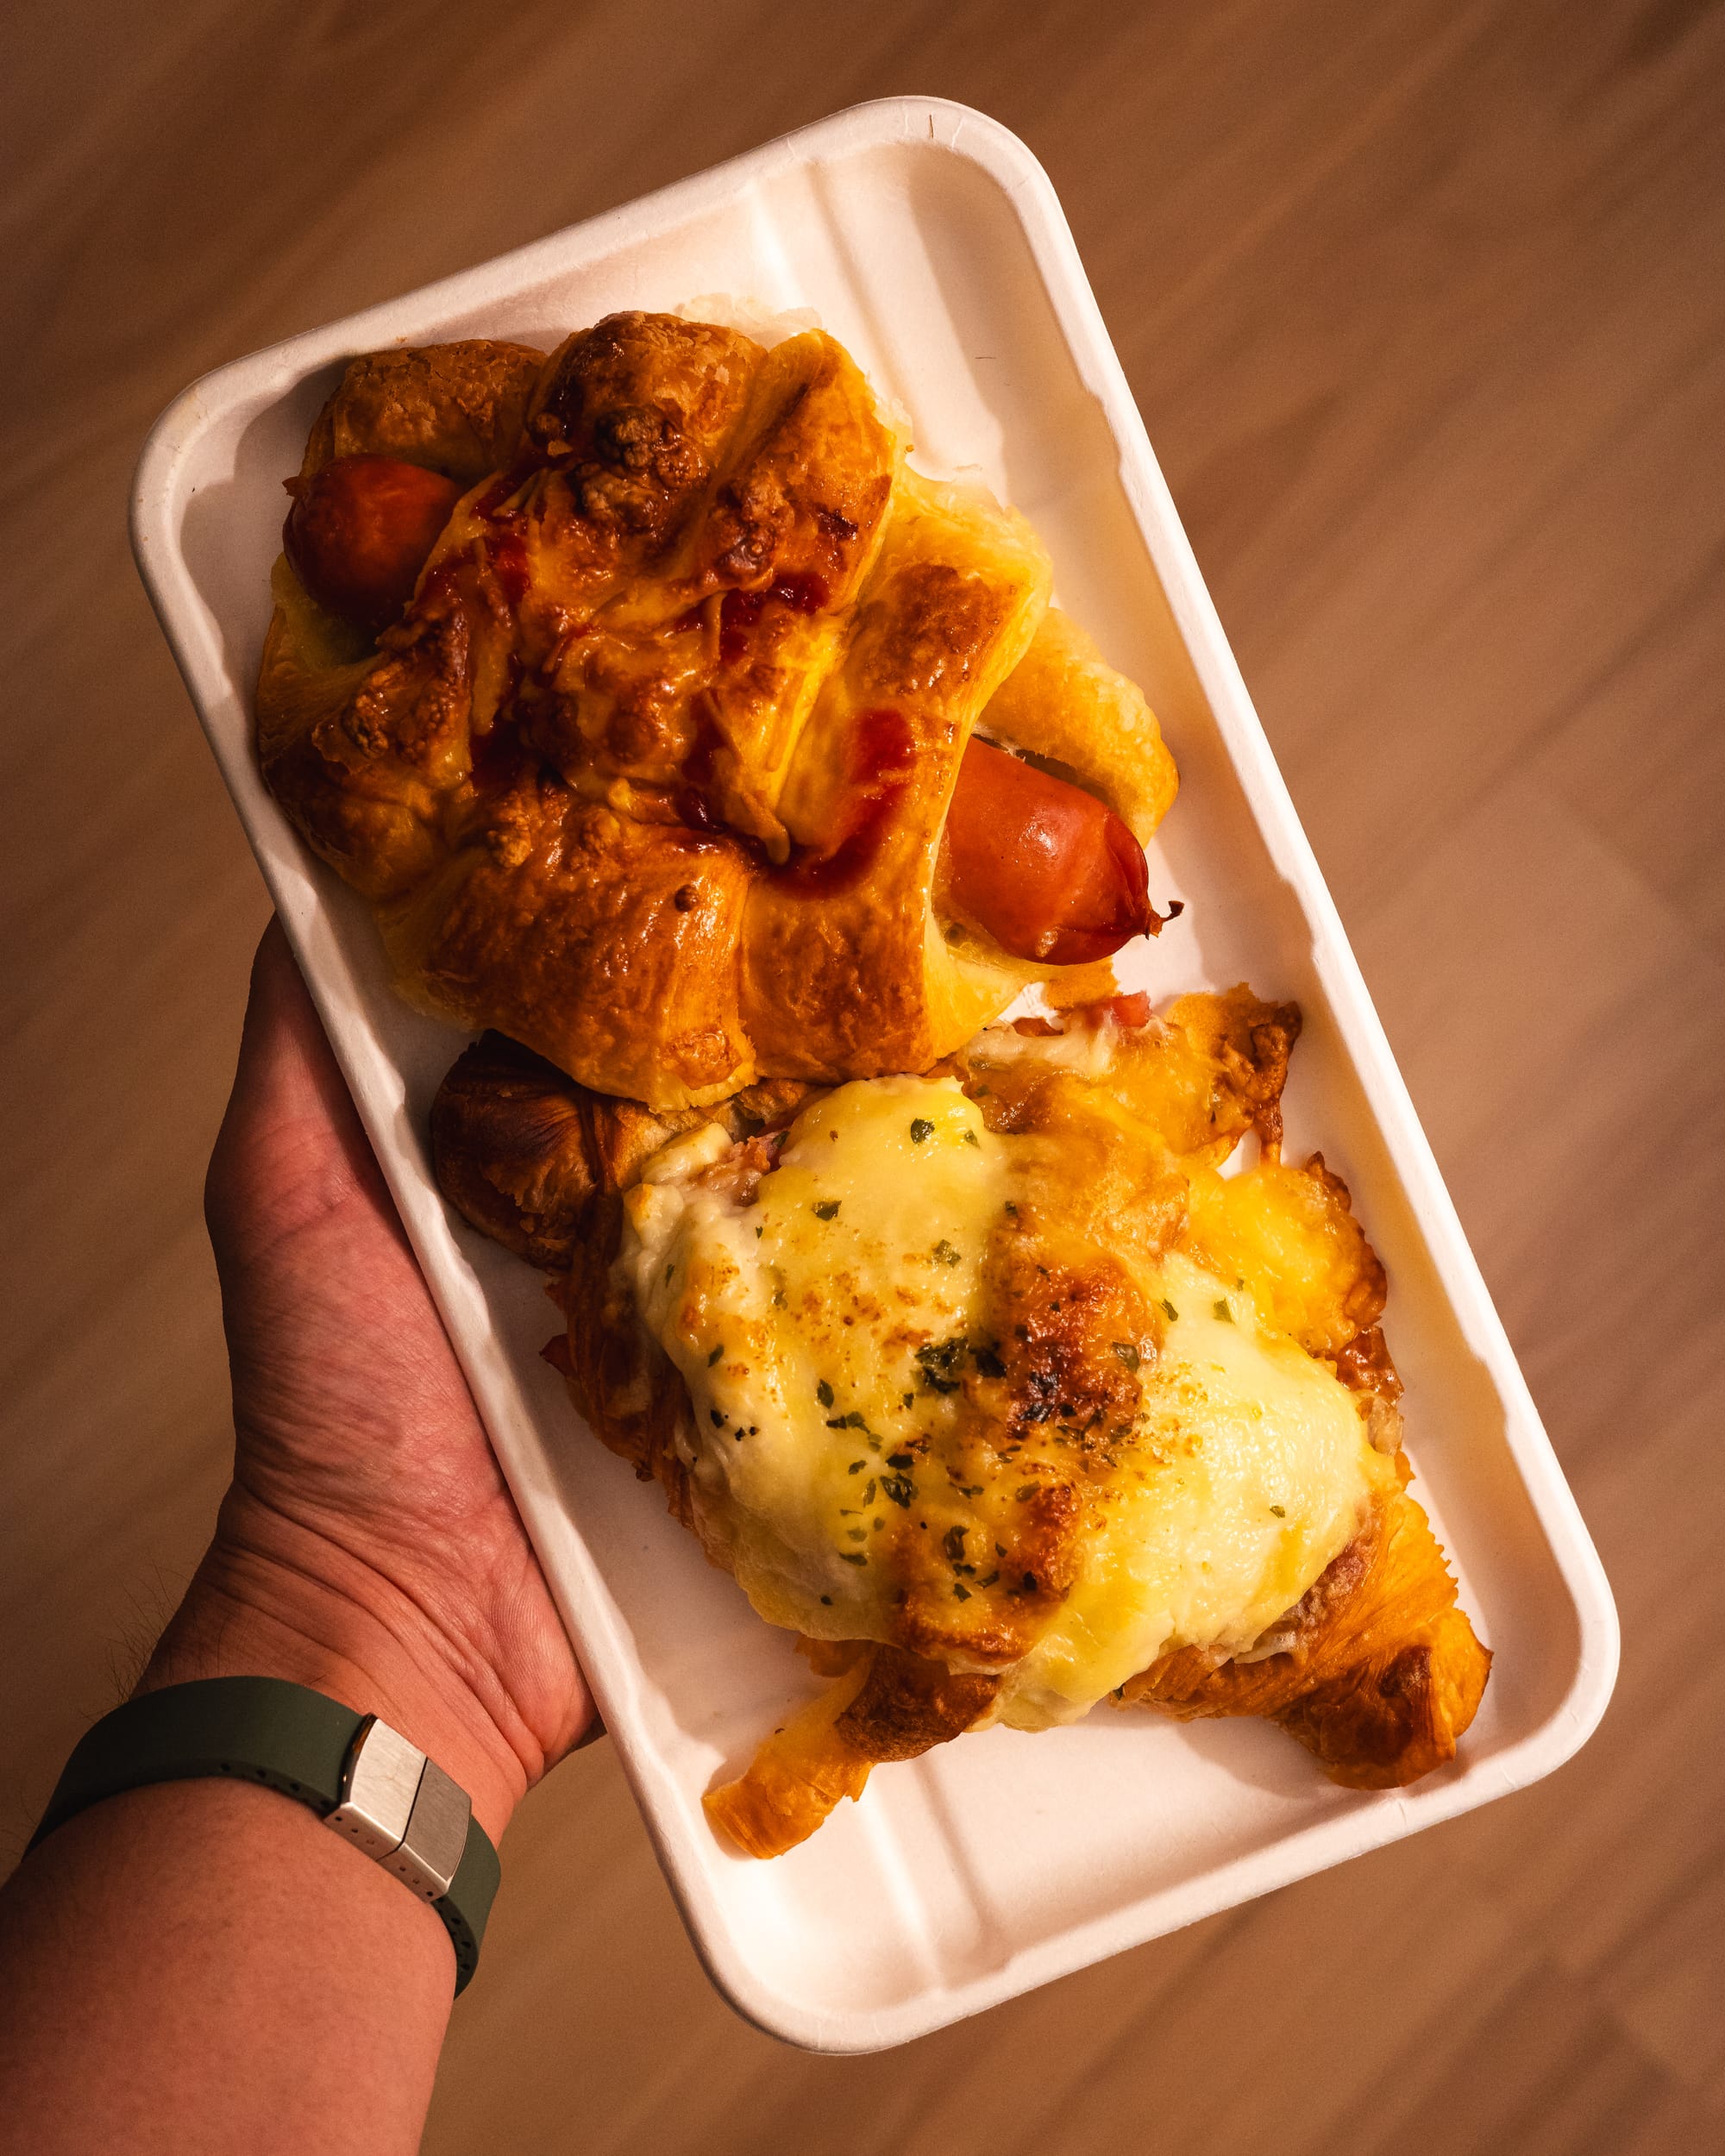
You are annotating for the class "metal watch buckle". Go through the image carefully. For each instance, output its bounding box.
[324,1716,471,1902]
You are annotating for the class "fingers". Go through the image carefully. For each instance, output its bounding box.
[204,917,393,1266]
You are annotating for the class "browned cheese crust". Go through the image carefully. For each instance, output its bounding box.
[431,991,1490,1852]
[257,318,1178,1108]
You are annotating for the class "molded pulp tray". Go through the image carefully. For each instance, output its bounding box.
[131,97,1618,2052]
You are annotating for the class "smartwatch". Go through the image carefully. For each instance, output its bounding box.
[28,1677,500,1994]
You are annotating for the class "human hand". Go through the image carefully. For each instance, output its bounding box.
[143,918,593,1837]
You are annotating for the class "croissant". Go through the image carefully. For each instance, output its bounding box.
[258,317,1178,1108]
[431,991,1490,1856]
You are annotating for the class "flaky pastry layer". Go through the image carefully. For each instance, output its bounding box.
[258,320,1177,1106]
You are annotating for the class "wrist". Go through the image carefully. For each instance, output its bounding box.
[140,1514,530,1842]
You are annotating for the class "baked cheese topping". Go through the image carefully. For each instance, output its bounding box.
[625,1076,1007,1632]
[1004,1250,1392,1725]
[622,1067,1394,1720]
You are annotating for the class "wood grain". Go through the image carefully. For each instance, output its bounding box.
[3,0,1722,2147]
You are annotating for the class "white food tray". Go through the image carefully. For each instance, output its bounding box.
[131,97,1617,2052]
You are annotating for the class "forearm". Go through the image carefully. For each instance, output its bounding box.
[0,1550,532,2156]
[0,1777,454,2156]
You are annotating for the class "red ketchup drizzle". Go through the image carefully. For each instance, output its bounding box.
[772,708,915,896]
[671,575,834,830]
[474,456,539,520]
[717,570,830,667]
[468,656,527,792]
[489,531,529,609]
[674,697,730,834]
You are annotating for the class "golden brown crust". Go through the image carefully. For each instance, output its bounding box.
[430,1031,696,1268]
[260,317,1176,1107]
[301,341,546,484]
[1120,1476,1490,1787]
[701,1644,1000,1857]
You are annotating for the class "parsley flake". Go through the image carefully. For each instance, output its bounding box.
[1111,1341,1141,1373]
[915,1337,966,1393]
[910,1118,935,1144]
[816,1378,834,1408]
[1270,1504,1286,1518]
[1161,1298,1178,1321]
[932,1238,961,1266]
[707,1344,724,1366]
[1214,1300,1233,1322]
[812,1200,840,1220]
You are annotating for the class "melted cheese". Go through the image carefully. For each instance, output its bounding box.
[622,1072,1394,1718]
[624,1076,1008,1631]
[998,1252,1394,1727]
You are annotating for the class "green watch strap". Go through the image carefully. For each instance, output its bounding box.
[28,1677,500,1994]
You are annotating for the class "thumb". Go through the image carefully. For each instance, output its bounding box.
[204,917,392,1268]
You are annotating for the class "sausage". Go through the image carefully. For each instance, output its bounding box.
[282,454,462,632]
[942,737,1152,964]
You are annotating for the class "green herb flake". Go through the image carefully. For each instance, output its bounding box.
[932,1238,962,1266]
[943,1526,968,1564]
[880,1472,916,1508]
[837,1551,868,1566]
[953,1583,971,1601]
[816,1378,835,1408]
[915,1337,967,1393]
[1214,1299,1233,1322]
[847,1528,868,1543]
[901,1391,915,1410]
[709,1408,724,1427]
[707,1344,724,1366]
[962,1127,980,1147]
[755,1224,763,1238]
[1015,1484,1039,1502]
[1160,1298,1178,1321]
[812,1199,840,1220]
[820,1595,832,1606]
[664,1263,675,1286]
[1270,1504,1286,1518]
[910,1118,935,1144]
[848,1459,867,1474]
[1004,1200,1019,1217]
[1111,1341,1141,1373]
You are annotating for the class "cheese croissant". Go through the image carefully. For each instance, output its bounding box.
[431,993,1490,1856]
[258,317,1178,1108]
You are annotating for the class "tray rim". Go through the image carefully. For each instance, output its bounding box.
[129,92,1619,2053]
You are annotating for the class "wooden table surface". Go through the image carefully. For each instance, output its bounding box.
[4,2,1722,2148]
